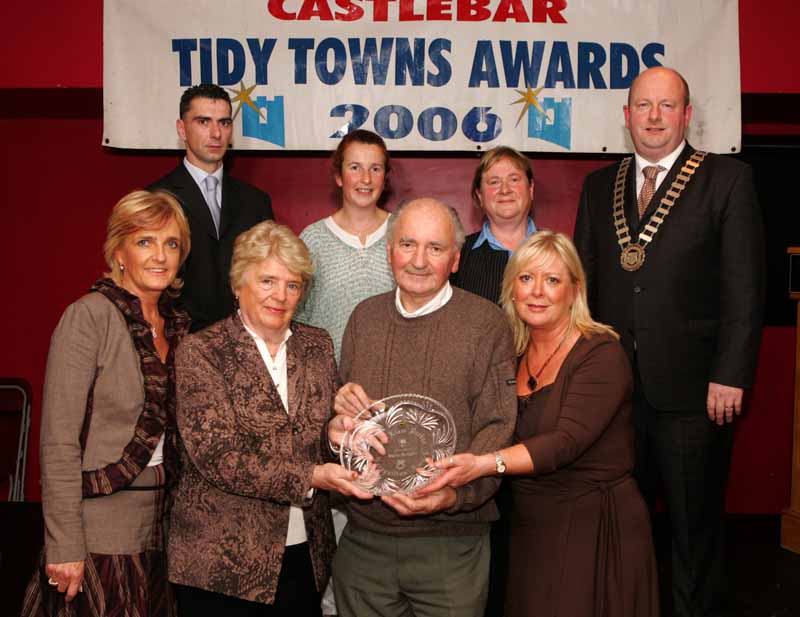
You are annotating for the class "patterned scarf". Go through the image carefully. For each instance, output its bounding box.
[80,278,190,497]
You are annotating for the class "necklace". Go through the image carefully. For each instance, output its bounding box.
[144,318,159,340]
[525,327,570,391]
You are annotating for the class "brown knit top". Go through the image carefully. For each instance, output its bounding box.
[339,288,518,536]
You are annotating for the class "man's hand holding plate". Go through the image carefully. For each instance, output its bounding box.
[381,486,457,516]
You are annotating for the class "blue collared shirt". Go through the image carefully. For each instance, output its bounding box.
[472,217,537,254]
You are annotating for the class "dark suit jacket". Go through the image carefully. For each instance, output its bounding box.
[169,316,337,604]
[149,164,273,332]
[574,144,765,411]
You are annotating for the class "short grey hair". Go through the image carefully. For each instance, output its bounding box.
[229,220,314,293]
[387,197,465,249]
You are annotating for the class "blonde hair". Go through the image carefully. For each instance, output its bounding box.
[229,220,314,293]
[103,190,191,290]
[500,230,618,355]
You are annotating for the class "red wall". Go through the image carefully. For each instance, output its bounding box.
[2,1,799,511]
[1,117,794,513]
[0,3,102,88]
[739,0,800,93]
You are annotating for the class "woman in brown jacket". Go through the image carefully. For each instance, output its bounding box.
[169,220,370,617]
[23,190,192,617]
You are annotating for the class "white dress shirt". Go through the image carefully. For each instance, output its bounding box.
[183,158,224,215]
[240,317,311,546]
[634,140,686,196]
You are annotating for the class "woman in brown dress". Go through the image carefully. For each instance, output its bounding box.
[420,230,658,617]
[23,190,192,616]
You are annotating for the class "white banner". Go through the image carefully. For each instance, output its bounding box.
[103,0,741,152]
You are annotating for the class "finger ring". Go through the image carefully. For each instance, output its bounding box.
[48,578,58,586]
[449,456,454,464]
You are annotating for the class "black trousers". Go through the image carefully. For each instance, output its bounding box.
[174,543,322,617]
[633,370,734,617]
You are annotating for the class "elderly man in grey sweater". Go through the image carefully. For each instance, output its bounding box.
[330,197,517,617]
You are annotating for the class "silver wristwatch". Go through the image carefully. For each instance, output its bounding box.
[494,452,506,474]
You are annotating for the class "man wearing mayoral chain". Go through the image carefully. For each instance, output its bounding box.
[574,66,765,617]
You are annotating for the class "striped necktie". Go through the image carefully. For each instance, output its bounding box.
[638,165,665,218]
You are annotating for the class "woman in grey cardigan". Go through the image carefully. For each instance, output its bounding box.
[22,190,192,617]
[295,129,395,362]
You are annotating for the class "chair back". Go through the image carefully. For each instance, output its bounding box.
[0,378,32,501]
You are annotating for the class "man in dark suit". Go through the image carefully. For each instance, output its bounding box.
[574,67,764,617]
[150,84,273,332]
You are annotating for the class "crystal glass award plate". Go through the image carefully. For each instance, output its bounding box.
[340,394,457,496]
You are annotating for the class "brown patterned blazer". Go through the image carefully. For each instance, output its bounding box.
[168,315,337,604]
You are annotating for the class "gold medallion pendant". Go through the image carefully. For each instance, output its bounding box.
[620,244,646,271]
[611,151,707,273]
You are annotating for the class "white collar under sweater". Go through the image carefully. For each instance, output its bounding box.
[395,282,454,318]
